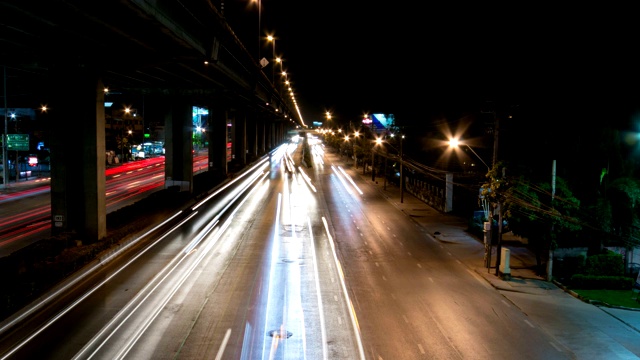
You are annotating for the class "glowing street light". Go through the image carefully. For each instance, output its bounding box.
[251,0,262,60]
[267,35,276,83]
[448,137,490,170]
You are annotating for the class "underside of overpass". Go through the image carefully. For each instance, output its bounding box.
[1,0,302,242]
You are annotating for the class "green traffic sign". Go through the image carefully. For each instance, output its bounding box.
[7,134,29,151]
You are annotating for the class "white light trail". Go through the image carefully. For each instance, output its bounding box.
[297,167,317,193]
[322,217,366,360]
[309,216,328,360]
[0,210,186,359]
[262,193,282,359]
[336,166,363,195]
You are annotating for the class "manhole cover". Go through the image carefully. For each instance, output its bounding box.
[268,329,293,339]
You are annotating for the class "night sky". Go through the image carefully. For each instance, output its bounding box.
[221,2,640,164]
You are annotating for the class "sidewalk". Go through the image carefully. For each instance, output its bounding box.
[353,165,550,292]
[339,155,640,357]
[342,155,640,299]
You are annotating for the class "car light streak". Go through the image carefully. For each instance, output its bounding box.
[0,184,50,204]
[112,220,231,360]
[321,216,366,360]
[0,210,186,359]
[336,166,363,195]
[297,167,317,193]
[186,170,266,254]
[0,222,50,245]
[81,220,228,360]
[185,170,269,255]
[184,217,219,254]
[269,144,287,164]
[330,165,352,195]
[192,158,268,211]
[215,328,232,360]
[308,216,328,360]
[261,193,282,358]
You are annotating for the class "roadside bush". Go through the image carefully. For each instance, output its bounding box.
[585,251,624,276]
[570,274,634,290]
[553,255,586,283]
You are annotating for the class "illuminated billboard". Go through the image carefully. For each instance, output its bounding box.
[371,114,395,130]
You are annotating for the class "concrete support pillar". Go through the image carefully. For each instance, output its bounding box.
[235,112,247,166]
[267,120,274,151]
[246,112,257,162]
[164,97,193,193]
[49,64,106,243]
[445,172,453,213]
[258,119,266,154]
[209,105,228,182]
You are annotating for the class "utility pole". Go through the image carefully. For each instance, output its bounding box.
[400,135,404,203]
[2,66,8,188]
[491,111,504,277]
[371,148,375,181]
[547,159,556,281]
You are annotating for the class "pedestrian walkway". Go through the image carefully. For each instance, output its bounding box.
[344,157,543,287]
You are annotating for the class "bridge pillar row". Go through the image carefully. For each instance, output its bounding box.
[246,112,258,162]
[49,64,107,243]
[234,111,247,167]
[164,97,193,193]
[208,104,229,182]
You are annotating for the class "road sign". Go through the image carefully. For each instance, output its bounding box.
[7,134,29,151]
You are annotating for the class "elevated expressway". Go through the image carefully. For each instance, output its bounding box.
[0,0,300,242]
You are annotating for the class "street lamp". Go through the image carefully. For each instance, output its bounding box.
[379,134,404,202]
[372,137,382,181]
[267,35,276,83]
[449,137,493,269]
[251,0,262,60]
[448,137,490,170]
[353,131,360,169]
[400,134,404,203]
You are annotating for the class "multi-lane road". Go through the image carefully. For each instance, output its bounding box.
[0,139,601,359]
[0,154,210,258]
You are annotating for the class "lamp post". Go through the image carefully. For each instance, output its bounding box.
[267,35,275,83]
[400,134,404,203]
[376,135,401,195]
[2,66,8,188]
[251,0,261,60]
[449,137,492,269]
[372,137,382,181]
[448,138,490,171]
[353,131,360,169]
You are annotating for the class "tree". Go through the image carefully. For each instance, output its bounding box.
[508,176,582,276]
[482,162,582,278]
[600,177,640,274]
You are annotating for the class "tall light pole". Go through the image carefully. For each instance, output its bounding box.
[372,137,382,181]
[353,131,360,169]
[448,138,490,171]
[448,137,493,269]
[267,35,275,83]
[2,66,8,188]
[400,134,404,203]
[251,0,261,60]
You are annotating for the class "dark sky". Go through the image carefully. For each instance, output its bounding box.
[221,2,640,135]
